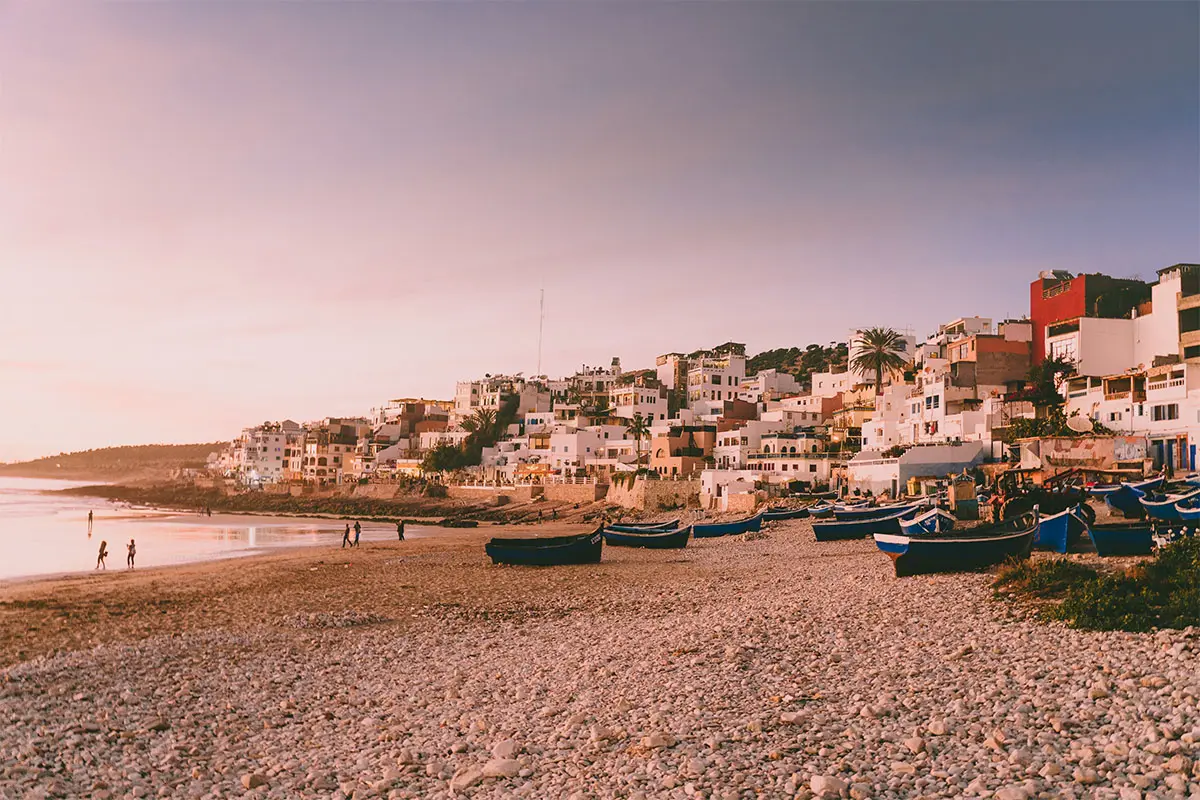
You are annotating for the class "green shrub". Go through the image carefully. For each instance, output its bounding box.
[994,558,1098,598]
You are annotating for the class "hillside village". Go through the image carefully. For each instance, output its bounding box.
[213,264,1200,510]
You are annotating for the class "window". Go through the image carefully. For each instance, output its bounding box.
[932,396,940,409]
[809,464,817,472]
[713,375,722,385]
[1152,404,1179,422]
[1108,412,1122,422]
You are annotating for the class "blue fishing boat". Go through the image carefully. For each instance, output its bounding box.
[809,503,836,518]
[1086,483,1124,498]
[602,525,690,549]
[899,507,956,535]
[485,528,604,566]
[1105,485,1148,518]
[604,520,680,533]
[873,512,1039,577]
[1088,522,1155,556]
[1032,506,1088,553]
[1139,487,1200,521]
[833,503,921,522]
[762,507,810,521]
[1176,498,1200,522]
[813,506,922,541]
[692,513,764,538]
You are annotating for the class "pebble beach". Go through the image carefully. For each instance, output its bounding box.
[2,519,1198,800]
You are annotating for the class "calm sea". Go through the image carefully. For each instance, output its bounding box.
[0,477,425,581]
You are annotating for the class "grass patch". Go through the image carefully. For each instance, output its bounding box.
[993,538,1200,632]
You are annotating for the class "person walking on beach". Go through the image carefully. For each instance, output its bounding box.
[342,524,351,548]
[126,539,136,569]
[353,520,362,547]
[206,506,212,517]
[397,520,405,541]
[96,540,108,570]
[87,510,93,535]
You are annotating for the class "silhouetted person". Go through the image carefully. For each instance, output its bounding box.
[87,510,93,535]
[96,540,108,570]
[342,524,351,548]
[397,520,405,541]
[126,539,136,569]
[552,509,558,520]
[353,521,361,547]
[206,506,212,517]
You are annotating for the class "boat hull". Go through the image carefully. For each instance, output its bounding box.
[874,524,1037,577]
[605,520,680,533]
[602,526,690,549]
[833,503,920,522]
[1141,488,1200,521]
[899,508,956,535]
[763,507,810,521]
[1089,523,1155,556]
[1105,486,1147,518]
[485,529,604,566]
[692,514,764,538]
[813,507,920,541]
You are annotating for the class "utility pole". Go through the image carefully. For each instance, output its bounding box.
[536,289,545,378]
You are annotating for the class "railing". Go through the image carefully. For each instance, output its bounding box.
[1147,378,1185,391]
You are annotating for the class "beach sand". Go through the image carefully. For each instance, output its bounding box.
[2,519,1197,799]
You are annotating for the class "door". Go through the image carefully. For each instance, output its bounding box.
[1190,444,1196,472]
[1166,440,1175,472]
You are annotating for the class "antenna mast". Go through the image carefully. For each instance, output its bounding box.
[536,289,545,378]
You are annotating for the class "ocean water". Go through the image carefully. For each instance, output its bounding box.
[0,477,426,581]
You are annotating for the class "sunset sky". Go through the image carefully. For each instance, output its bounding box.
[1,2,1197,462]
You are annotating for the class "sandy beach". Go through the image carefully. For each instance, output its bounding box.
[2,519,1198,800]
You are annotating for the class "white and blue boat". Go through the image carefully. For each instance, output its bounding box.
[692,513,764,539]
[1139,487,1200,521]
[873,512,1039,577]
[1105,475,1164,518]
[814,505,924,542]
[899,507,956,535]
[762,506,810,521]
[1032,505,1089,553]
[833,503,921,522]
[605,519,680,533]
[1177,497,1200,522]
[602,525,690,549]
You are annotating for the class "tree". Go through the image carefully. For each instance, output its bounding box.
[460,408,499,446]
[421,443,466,473]
[1026,355,1075,409]
[850,328,909,396]
[627,413,652,468]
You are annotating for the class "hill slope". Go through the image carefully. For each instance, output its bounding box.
[0,443,224,483]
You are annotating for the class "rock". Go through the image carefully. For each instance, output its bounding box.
[903,737,925,754]
[589,725,616,742]
[482,758,520,778]
[491,739,519,759]
[781,712,805,724]
[927,720,948,736]
[448,766,484,792]
[148,719,170,732]
[849,782,872,799]
[642,733,675,748]
[1073,767,1099,784]
[1088,681,1111,700]
[809,775,847,797]
[240,774,267,790]
[891,762,917,776]
[995,786,1030,800]
[1166,754,1192,773]
[396,749,416,765]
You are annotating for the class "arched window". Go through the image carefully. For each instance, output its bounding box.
[318,457,328,466]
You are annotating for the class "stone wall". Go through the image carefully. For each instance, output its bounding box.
[606,479,700,510]
[447,485,543,505]
[352,484,401,500]
[543,482,606,504]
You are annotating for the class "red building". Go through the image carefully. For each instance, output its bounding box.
[1028,271,1150,364]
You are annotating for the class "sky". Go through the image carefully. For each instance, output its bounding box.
[0,1,1197,462]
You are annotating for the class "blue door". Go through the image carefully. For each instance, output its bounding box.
[1166,440,1175,471]
[1191,444,1196,472]
[1154,440,1164,467]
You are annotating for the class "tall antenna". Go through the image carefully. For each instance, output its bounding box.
[536,288,545,378]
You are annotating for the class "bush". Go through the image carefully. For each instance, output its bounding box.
[995,538,1200,631]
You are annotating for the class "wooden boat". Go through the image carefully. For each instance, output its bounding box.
[692,513,764,538]
[873,512,1038,577]
[808,503,836,519]
[1032,506,1088,553]
[834,503,921,522]
[604,520,681,532]
[485,528,603,566]
[1105,485,1149,518]
[602,525,690,549]
[899,507,956,535]
[762,506,810,521]
[1088,521,1156,556]
[604,520,680,533]
[813,506,922,541]
[1176,498,1200,522]
[1086,483,1124,498]
[1139,487,1200,521]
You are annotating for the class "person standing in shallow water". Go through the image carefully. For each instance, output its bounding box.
[353,520,361,547]
[342,524,351,548]
[87,510,93,536]
[126,539,136,569]
[96,540,108,570]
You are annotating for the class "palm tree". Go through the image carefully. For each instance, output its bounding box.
[850,328,909,396]
[460,408,498,445]
[627,413,652,470]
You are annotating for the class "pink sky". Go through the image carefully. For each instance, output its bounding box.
[1,2,1195,462]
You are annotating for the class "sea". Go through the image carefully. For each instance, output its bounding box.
[0,477,426,582]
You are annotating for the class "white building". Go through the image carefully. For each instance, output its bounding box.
[738,369,801,403]
[686,350,746,409]
[229,420,303,486]
[808,370,855,399]
[609,383,668,423]
[847,442,988,497]
[712,420,787,469]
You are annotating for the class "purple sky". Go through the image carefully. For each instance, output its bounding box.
[1,2,1197,461]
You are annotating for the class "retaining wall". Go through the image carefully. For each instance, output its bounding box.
[543,483,606,504]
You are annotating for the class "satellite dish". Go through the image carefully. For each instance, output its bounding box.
[1066,415,1094,433]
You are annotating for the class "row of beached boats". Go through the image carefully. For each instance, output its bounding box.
[483,506,810,565]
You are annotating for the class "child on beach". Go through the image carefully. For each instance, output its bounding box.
[96,541,108,570]
[126,539,136,569]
